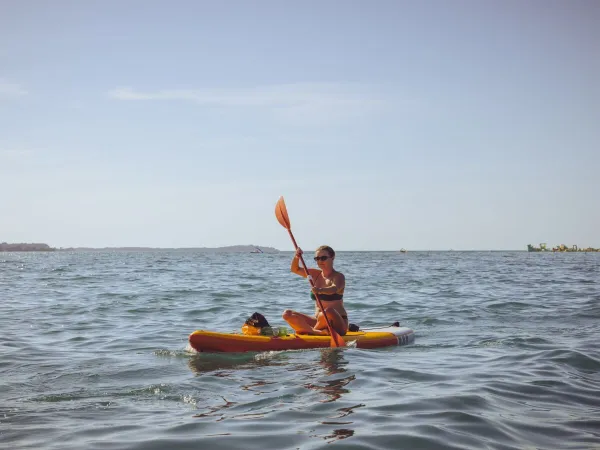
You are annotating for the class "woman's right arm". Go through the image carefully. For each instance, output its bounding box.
[290,249,307,277]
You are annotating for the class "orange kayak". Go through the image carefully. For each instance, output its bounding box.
[188,325,415,353]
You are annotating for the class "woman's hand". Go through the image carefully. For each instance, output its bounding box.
[291,248,306,277]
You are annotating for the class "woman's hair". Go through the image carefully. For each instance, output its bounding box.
[316,245,335,258]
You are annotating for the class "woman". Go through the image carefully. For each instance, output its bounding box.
[282,245,348,336]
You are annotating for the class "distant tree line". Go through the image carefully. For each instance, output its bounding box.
[0,242,55,252]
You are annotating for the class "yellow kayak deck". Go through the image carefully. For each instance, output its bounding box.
[189,325,414,353]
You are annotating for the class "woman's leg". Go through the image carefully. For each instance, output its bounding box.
[282,309,318,334]
[315,308,348,336]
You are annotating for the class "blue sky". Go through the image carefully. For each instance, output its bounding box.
[1,0,598,250]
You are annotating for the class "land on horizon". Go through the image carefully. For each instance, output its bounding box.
[0,243,281,253]
[4,242,600,252]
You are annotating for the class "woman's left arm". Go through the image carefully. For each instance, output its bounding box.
[314,273,345,295]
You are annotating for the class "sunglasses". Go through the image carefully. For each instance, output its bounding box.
[314,256,331,262]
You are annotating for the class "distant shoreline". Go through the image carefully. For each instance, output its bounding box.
[57,245,281,253]
[2,243,597,253]
[1,243,55,252]
[0,243,280,253]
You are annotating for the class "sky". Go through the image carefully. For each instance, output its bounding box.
[1,0,598,251]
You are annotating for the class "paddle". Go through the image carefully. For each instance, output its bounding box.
[275,196,346,348]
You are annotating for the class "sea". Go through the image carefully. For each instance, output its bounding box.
[1,250,599,450]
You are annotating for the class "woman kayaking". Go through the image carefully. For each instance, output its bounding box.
[282,245,348,336]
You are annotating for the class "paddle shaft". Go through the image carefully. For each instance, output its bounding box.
[284,228,341,342]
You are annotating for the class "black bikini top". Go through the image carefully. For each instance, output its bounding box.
[310,291,344,301]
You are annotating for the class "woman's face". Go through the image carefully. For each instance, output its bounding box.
[314,250,333,269]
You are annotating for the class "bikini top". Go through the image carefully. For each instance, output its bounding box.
[310,271,344,301]
[310,291,344,301]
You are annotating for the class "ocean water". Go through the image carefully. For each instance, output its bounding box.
[1,250,599,450]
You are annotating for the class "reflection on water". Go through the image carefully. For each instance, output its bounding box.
[240,380,277,392]
[324,403,366,422]
[193,396,236,420]
[316,427,355,444]
[187,348,360,443]
[186,347,348,378]
[187,351,287,374]
[303,371,355,403]
[304,348,353,403]
[318,348,349,375]
[307,350,361,443]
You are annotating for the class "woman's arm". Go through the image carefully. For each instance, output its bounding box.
[314,273,346,294]
[290,252,307,277]
[291,248,321,280]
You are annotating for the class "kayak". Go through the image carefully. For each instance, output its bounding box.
[188,324,415,353]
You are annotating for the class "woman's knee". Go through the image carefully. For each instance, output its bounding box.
[323,307,339,318]
[323,308,347,334]
[282,309,294,320]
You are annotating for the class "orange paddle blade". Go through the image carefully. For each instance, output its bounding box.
[275,196,291,230]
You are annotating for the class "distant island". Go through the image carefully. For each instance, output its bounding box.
[0,243,279,253]
[0,242,55,252]
[58,245,281,253]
